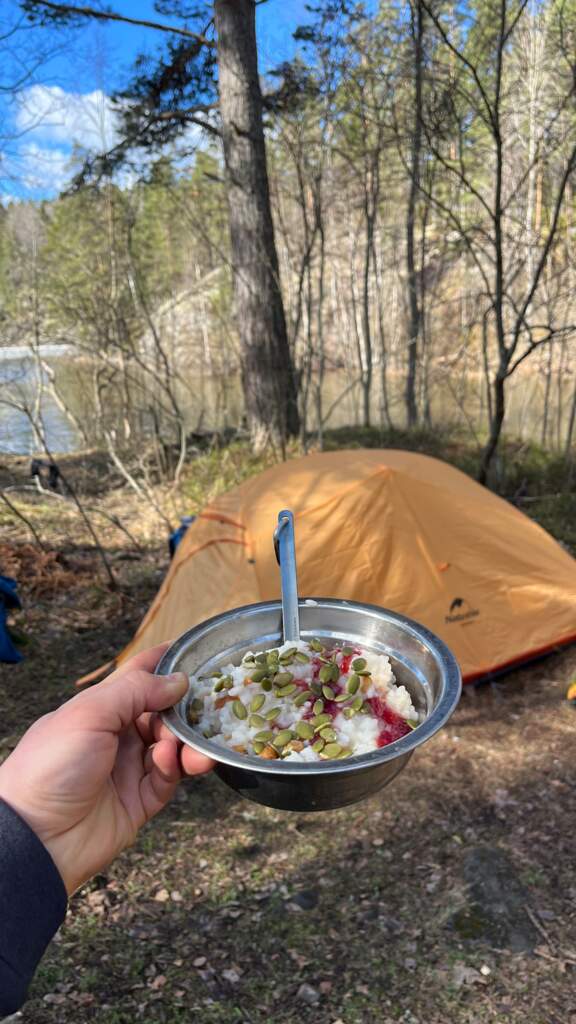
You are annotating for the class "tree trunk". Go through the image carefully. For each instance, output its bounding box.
[214,0,299,449]
[478,369,506,486]
[405,0,424,429]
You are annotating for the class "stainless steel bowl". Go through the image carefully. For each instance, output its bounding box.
[159,599,461,812]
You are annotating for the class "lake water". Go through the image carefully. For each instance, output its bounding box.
[0,348,572,456]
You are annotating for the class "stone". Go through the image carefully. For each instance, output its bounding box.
[296,983,320,1005]
[451,846,540,953]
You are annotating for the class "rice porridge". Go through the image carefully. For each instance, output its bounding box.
[186,638,421,761]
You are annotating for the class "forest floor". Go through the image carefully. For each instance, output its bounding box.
[0,427,575,1024]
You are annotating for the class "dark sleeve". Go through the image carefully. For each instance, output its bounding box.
[0,798,67,1015]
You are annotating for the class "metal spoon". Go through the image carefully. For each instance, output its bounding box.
[273,509,300,644]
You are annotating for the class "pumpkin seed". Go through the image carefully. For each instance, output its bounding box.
[319,665,334,684]
[310,681,322,696]
[313,699,324,715]
[406,719,418,730]
[294,690,314,707]
[249,713,266,729]
[312,738,325,753]
[312,713,332,728]
[203,726,217,738]
[352,695,364,712]
[276,683,297,697]
[343,707,357,719]
[250,693,266,713]
[322,742,343,758]
[295,721,315,740]
[334,692,349,703]
[341,646,354,656]
[255,653,268,664]
[322,685,336,700]
[261,679,273,692]
[254,729,273,743]
[274,729,293,748]
[361,701,372,714]
[338,747,353,758]
[330,662,340,682]
[358,670,372,677]
[347,673,361,694]
[274,671,294,685]
[265,706,282,721]
[251,668,268,682]
[253,741,265,754]
[232,700,247,720]
[310,638,324,652]
[213,678,226,693]
[211,668,223,677]
[281,646,297,659]
[294,651,310,663]
[320,726,337,742]
[352,657,367,671]
[191,698,204,713]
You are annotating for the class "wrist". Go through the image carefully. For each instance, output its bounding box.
[0,791,73,894]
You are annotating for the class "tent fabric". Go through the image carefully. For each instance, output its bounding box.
[103,449,576,683]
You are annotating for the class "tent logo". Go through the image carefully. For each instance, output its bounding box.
[445,596,480,624]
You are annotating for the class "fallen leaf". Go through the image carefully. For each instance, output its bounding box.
[149,975,167,990]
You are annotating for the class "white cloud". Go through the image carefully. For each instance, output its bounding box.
[18,142,71,193]
[16,84,119,151]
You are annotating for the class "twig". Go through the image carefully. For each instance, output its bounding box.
[525,905,556,952]
[0,491,47,551]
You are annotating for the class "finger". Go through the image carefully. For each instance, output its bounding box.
[139,739,182,820]
[105,643,172,683]
[181,746,215,777]
[151,738,182,781]
[134,711,155,745]
[70,668,190,733]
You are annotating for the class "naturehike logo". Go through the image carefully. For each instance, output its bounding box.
[445,596,480,624]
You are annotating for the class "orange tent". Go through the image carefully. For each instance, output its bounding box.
[108,449,576,683]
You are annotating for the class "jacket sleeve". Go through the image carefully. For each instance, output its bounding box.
[0,798,67,1015]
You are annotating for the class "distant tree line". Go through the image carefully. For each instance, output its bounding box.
[3,0,575,482]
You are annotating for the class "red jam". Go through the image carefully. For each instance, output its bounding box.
[299,645,412,746]
[368,697,412,746]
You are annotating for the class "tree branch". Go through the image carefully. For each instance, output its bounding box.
[25,0,216,46]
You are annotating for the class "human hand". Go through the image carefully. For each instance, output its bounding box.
[0,645,213,895]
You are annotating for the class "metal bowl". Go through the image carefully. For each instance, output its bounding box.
[159,599,461,812]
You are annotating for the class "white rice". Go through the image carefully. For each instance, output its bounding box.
[187,638,419,763]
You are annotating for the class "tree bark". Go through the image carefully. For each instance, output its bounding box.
[478,369,506,486]
[405,0,424,428]
[214,0,299,449]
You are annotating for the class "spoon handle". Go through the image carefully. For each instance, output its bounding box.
[274,509,300,643]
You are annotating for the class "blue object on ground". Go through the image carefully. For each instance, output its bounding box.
[0,575,23,663]
[169,516,196,559]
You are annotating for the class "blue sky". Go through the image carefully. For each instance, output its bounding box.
[0,0,312,201]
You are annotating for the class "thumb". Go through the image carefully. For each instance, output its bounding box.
[71,669,189,733]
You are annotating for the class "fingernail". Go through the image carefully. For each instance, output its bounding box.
[163,672,189,690]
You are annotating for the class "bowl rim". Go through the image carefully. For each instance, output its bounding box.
[159,597,462,776]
